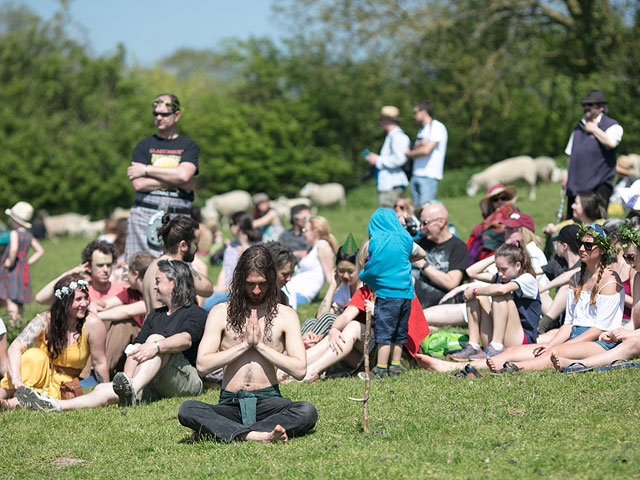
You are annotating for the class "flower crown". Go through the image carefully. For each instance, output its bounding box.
[618,223,640,249]
[54,280,89,300]
[577,223,616,263]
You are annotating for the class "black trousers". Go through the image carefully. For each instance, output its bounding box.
[178,397,318,443]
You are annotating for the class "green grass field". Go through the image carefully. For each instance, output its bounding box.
[2,181,639,479]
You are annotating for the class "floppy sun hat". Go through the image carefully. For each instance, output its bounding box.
[5,201,34,229]
[479,184,517,214]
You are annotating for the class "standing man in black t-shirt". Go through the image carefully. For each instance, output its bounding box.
[125,93,199,262]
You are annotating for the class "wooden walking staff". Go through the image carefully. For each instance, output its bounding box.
[348,292,376,433]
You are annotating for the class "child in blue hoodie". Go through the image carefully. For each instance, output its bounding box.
[359,208,425,378]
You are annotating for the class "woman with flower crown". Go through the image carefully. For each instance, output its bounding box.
[551,221,640,371]
[416,224,625,373]
[0,275,107,410]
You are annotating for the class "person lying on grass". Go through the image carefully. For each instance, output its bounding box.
[0,276,108,411]
[552,222,640,371]
[415,224,624,374]
[16,260,207,411]
[178,245,318,443]
[447,241,541,361]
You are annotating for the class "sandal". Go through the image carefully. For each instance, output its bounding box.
[561,362,593,373]
[594,359,640,371]
[0,398,9,411]
[464,364,484,378]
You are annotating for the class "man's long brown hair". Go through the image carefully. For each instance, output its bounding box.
[227,245,279,341]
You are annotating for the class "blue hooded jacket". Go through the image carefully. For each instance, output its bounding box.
[359,208,414,299]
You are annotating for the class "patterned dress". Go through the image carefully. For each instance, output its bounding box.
[0,229,33,303]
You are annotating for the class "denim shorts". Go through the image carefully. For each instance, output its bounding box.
[569,325,590,339]
[373,297,411,345]
[570,325,620,351]
[593,339,622,351]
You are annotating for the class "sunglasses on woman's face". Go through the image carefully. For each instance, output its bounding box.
[492,195,511,202]
[623,253,637,264]
[577,240,596,252]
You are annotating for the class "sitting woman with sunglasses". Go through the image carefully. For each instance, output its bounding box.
[551,222,640,371]
[467,184,519,264]
[416,224,624,373]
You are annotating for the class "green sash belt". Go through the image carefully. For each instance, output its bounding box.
[219,384,282,425]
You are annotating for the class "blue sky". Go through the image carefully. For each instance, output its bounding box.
[17,0,281,66]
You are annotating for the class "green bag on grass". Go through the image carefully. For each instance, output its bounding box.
[420,331,469,357]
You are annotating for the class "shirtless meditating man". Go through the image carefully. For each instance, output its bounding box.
[178,245,318,443]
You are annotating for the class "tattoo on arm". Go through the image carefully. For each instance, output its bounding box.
[15,318,45,347]
[190,266,202,281]
[95,372,104,384]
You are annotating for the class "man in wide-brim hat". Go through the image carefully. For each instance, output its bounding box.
[363,106,411,208]
[563,89,623,219]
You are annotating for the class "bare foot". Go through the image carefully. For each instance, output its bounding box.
[303,373,320,383]
[551,352,574,371]
[486,357,499,373]
[244,425,289,443]
[414,354,459,373]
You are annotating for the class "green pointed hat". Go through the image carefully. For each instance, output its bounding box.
[342,233,358,255]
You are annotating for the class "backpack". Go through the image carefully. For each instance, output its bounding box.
[420,331,469,357]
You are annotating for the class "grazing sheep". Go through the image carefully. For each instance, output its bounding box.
[271,197,312,220]
[551,168,567,184]
[300,182,346,208]
[204,190,252,219]
[627,153,640,176]
[466,156,538,200]
[534,156,560,183]
[43,213,101,238]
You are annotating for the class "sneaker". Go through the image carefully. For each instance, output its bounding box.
[469,345,504,360]
[450,344,482,361]
[113,372,137,407]
[388,365,403,377]
[358,366,389,380]
[16,386,61,412]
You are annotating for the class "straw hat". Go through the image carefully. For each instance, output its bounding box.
[479,184,517,215]
[616,155,634,176]
[5,201,34,229]
[379,105,400,123]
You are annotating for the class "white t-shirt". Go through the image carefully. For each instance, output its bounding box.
[412,119,448,180]
[512,272,539,300]
[0,317,6,336]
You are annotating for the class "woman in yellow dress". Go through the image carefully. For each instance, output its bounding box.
[0,275,108,410]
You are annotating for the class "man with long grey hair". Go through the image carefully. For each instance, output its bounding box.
[17,259,208,411]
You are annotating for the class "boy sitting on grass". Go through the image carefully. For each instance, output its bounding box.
[359,209,425,378]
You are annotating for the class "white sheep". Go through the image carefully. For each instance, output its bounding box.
[299,182,346,208]
[534,156,560,183]
[204,190,252,219]
[271,197,312,221]
[466,155,538,200]
[43,212,97,237]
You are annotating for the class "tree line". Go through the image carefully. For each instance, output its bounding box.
[1,1,638,218]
